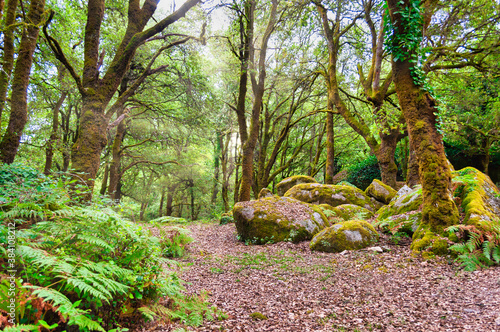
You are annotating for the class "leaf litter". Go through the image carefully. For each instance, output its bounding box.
[139,223,500,331]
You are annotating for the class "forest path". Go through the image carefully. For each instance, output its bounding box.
[166,222,499,331]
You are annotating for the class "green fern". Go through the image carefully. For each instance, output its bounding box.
[447,221,500,271]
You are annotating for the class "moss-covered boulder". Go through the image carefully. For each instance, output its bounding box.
[317,204,343,224]
[452,167,500,225]
[365,179,397,204]
[258,188,274,199]
[375,211,422,236]
[332,204,374,221]
[284,183,377,211]
[220,212,234,225]
[276,175,317,196]
[233,196,329,244]
[310,220,379,253]
[377,185,423,219]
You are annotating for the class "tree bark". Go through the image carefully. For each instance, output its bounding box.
[159,187,166,217]
[406,136,420,187]
[44,92,67,175]
[108,108,127,200]
[0,0,45,163]
[324,112,335,184]
[211,131,222,204]
[387,0,459,232]
[100,163,109,195]
[0,0,18,129]
[45,0,200,200]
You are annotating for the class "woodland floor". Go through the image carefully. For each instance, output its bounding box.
[141,222,500,332]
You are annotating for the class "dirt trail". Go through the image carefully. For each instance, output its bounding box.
[159,222,500,331]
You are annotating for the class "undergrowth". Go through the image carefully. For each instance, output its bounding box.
[446,221,500,271]
[0,163,223,331]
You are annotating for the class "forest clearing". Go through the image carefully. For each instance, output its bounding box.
[1,0,500,331]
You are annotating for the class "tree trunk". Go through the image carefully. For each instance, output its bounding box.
[406,136,420,187]
[100,163,109,196]
[374,129,401,189]
[166,192,173,216]
[324,112,335,184]
[45,0,200,200]
[159,187,166,218]
[211,131,222,204]
[107,108,126,200]
[44,92,67,175]
[0,0,45,163]
[71,100,108,199]
[387,0,459,233]
[0,0,18,128]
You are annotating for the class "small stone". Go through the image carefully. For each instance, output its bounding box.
[463,308,476,314]
[495,316,500,325]
[366,246,383,253]
[420,261,428,266]
[381,246,392,252]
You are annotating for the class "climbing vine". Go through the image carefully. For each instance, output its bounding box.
[383,0,444,132]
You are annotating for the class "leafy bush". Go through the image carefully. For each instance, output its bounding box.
[446,221,500,271]
[345,155,381,190]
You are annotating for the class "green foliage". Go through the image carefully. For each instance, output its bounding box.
[446,222,500,271]
[152,224,193,258]
[150,216,189,224]
[345,155,381,190]
[0,164,217,330]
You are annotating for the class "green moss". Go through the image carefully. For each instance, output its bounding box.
[250,312,268,320]
[411,225,450,255]
[452,167,500,225]
[285,183,376,211]
[276,175,317,196]
[332,204,374,221]
[310,220,379,253]
[365,179,397,204]
[377,186,423,219]
[233,196,328,244]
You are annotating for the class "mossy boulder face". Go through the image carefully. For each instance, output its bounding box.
[276,175,317,196]
[258,188,274,199]
[365,179,397,204]
[377,185,423,219]
[284,183,377,211]
[220,212,234,225]
[310,220,379,253]
[452,167,500,225]
[375,211,422,236]
[332,204,374,221]
[233,196,329,244]
[317,204,343,224]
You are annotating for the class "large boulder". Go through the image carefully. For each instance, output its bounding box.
[377,185,422,219]
[276,175,317,196]
[331,204,374,221]
[375,211,422,236]
[365,179,397,204]
[258,188,274,199]
[233,196,329,244]
[452,167,500,225]
[310,220,379,253]
[284,183,377,211]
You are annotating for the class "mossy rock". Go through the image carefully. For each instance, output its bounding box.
[233,196,329,244]
[411,225,450,255]
[336,181,357,188]
[365,179,397,204]
[318,204,343,224]
[452,167,500,225]
[284,183,377,212]
[258,188,274,199]
[331,169,348,184]
[310,220,379,253]
[377,185,422,219]
[375,211,422,236]
[276,175,317,196]
[331,204,374,221]
[220,215,234,225]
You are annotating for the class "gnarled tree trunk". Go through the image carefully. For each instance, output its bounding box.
[0,0,45,163]
[387,0,459,233]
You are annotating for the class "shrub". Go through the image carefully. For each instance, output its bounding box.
[345,155,381,190]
